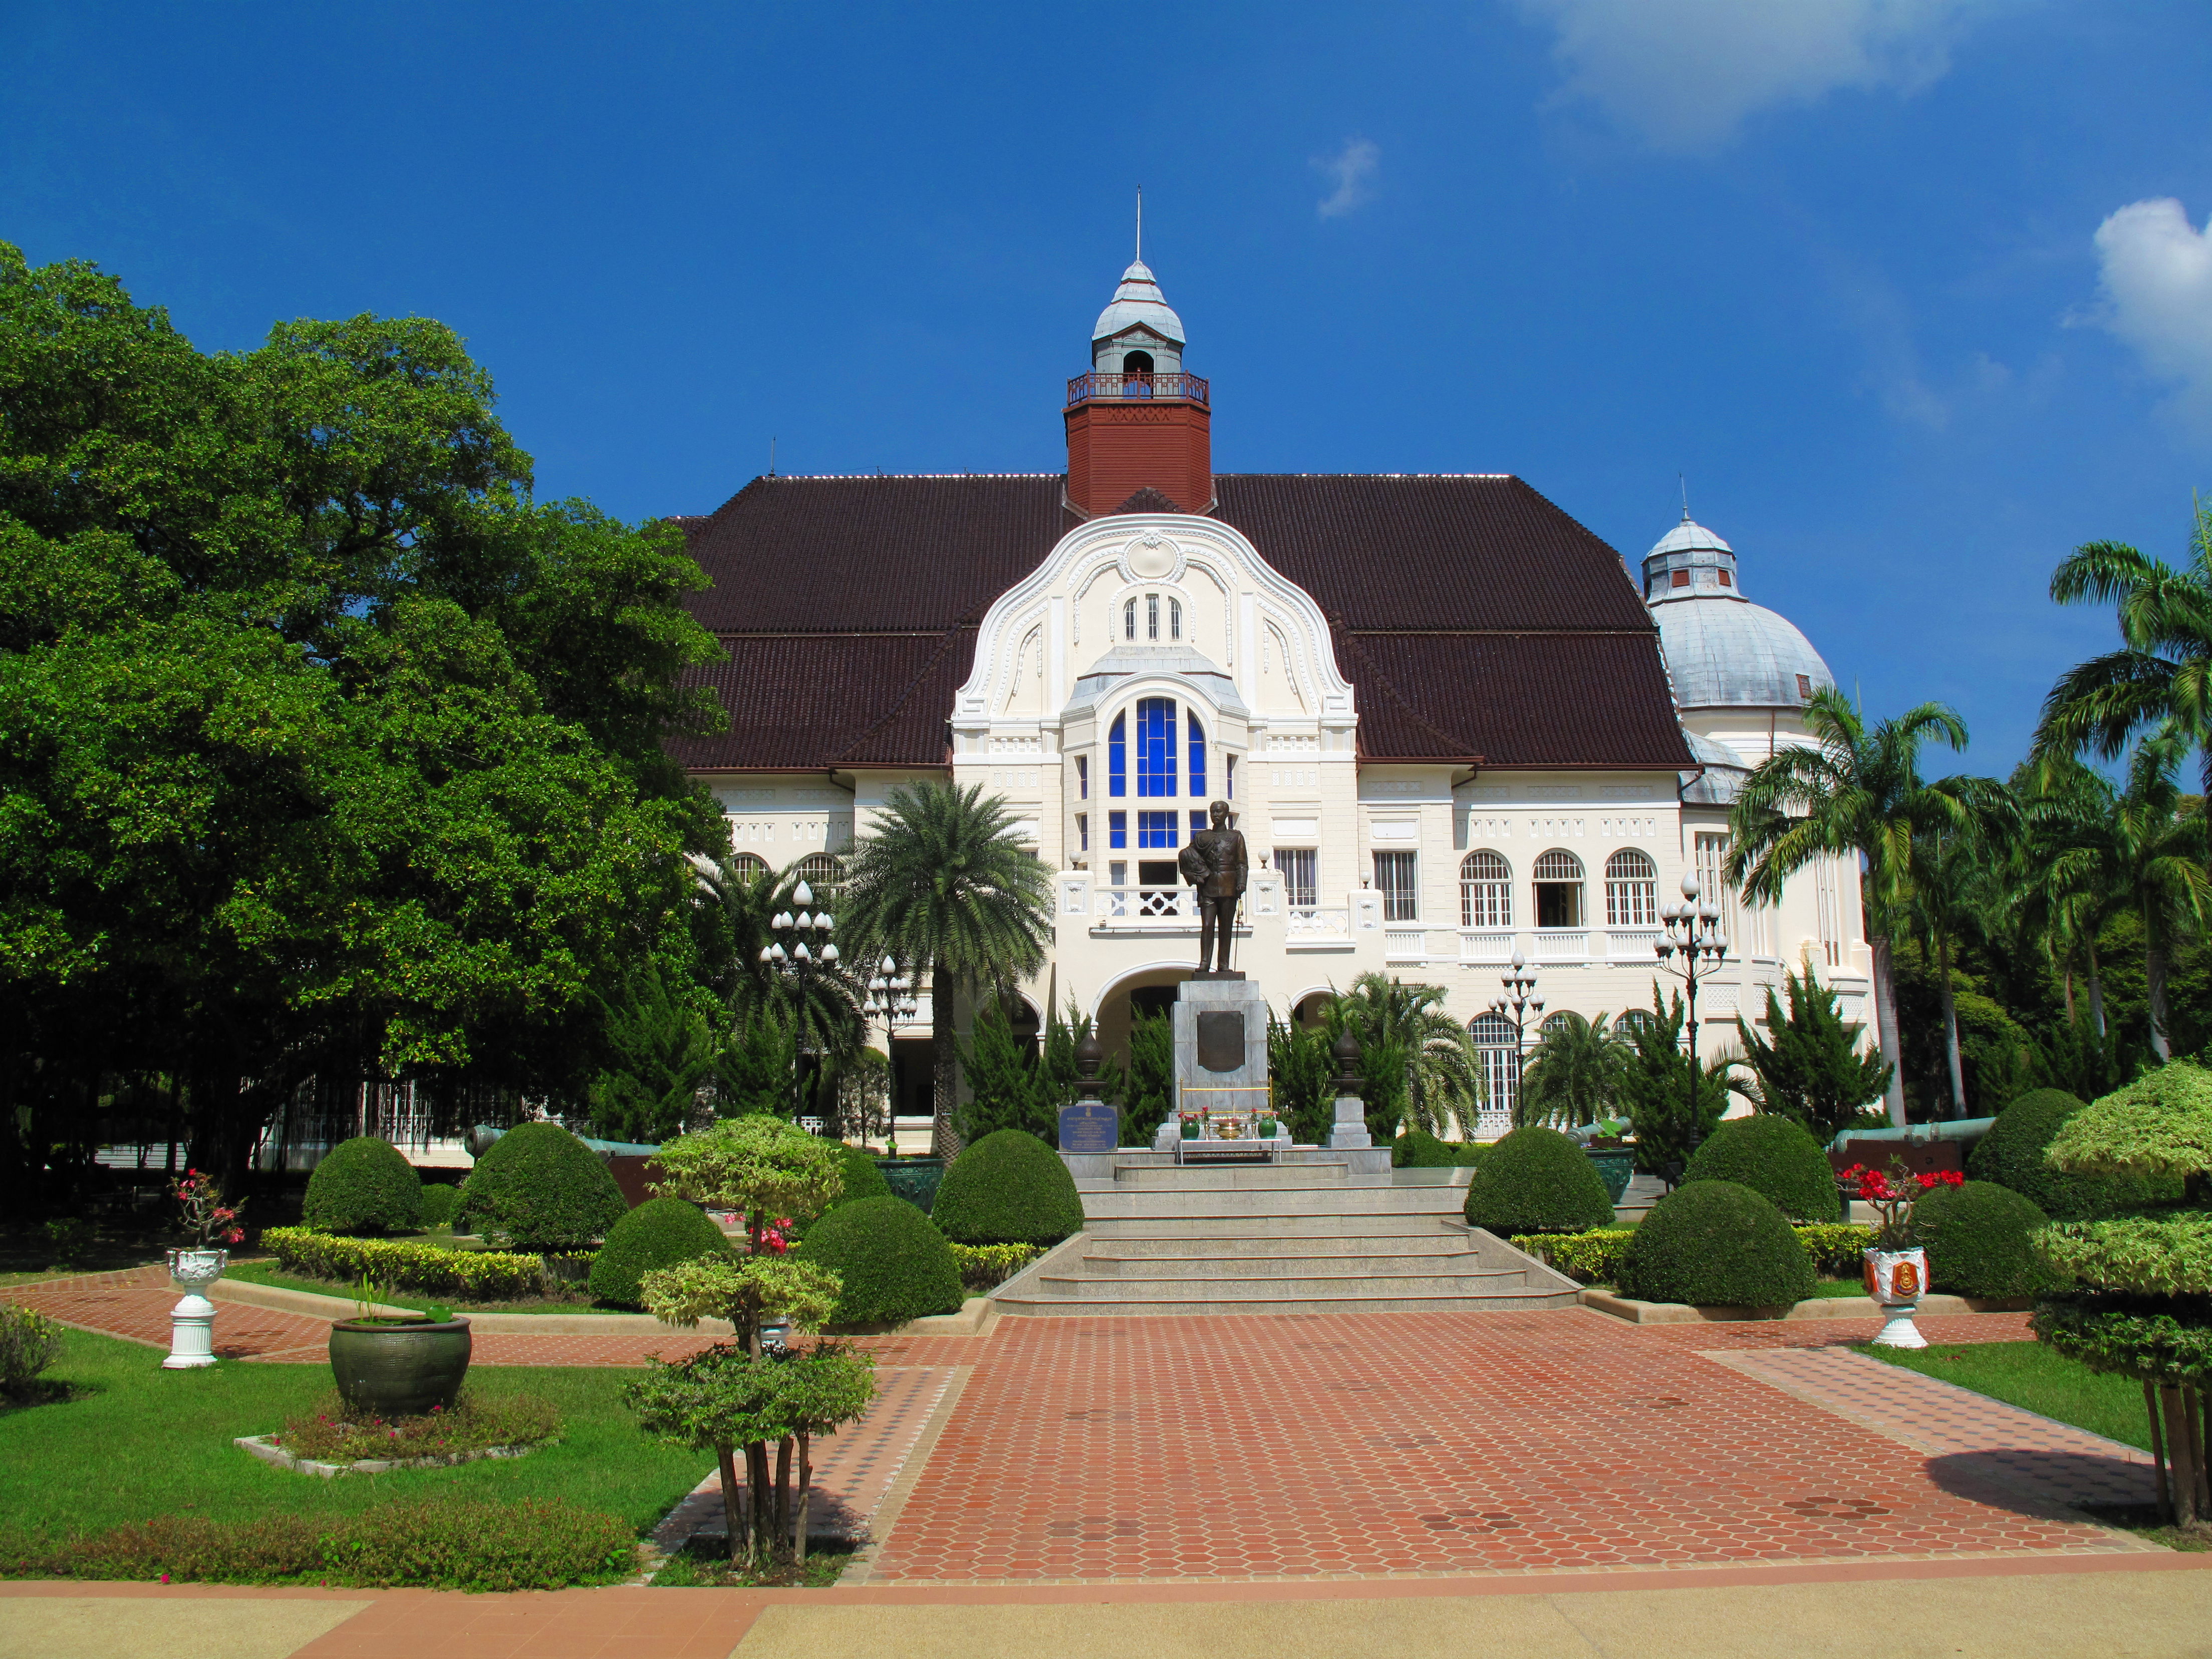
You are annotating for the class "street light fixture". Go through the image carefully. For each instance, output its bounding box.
[1652,872,1729,1181]
[1488,951,1543,1127]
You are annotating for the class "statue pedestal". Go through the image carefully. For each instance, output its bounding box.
[1152,978,1274,1151]
[1326,1094,1372,1151]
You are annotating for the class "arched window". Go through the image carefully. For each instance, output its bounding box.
[791,854,844,905]
[1459,851,1511,928]
[1123,599,1137,641]
[1188,712,1207,798]
[1146,593,1161,641]
[1108,713,1127,797]
[1468,1012,1519,1130]
[727,853,770,883]
[1532,849,1585,929]
[1123,349,1155,378]
[1135,697,1177,796]
[1169,597,1182,640]
[1604,849,1658,927]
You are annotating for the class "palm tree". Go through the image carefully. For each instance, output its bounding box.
[838,782,1052,1157]
[2037,501,2212,793]
[1325,973,1483,1139]
[688,853,863,1082]
[1903,821,2010,1118]
[1516,1012,1627,1130]
[2013,756,2129,1041]
[1726,687,1982,1126]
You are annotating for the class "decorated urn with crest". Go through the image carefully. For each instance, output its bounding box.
[1840,1158,1964,1349]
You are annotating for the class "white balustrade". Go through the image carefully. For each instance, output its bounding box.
[1094,887,1194,925]
[1605,929,1660,960]
[1384,929,1428,960]
[1286,907,1349,938]
[1458,929,1516,964]
[1532,929,1589,962]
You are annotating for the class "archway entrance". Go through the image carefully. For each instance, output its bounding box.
[1092,967,1191,1066]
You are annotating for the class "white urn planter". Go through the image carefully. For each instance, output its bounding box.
[163,1246,229,1369]
[1863,1246,1929,1349]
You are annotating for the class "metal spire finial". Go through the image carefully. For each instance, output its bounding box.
[1679,472,1690,523]
[1136,185,1143,261]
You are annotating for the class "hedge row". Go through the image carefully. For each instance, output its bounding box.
[0,1498,632,1591]
[948,1242,1043,1291]
[1511,1223,1877,1285]
[262,1227,549,1299]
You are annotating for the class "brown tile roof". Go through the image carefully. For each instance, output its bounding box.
[672,473,1692,772]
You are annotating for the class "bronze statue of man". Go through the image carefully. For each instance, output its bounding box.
[1177,800,1248,977]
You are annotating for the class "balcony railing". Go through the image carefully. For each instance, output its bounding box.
[1096,886,1194,924]
[1066,372,1210,406]
[1605,929,1662,960]
[1532,929,1589,962]
[1385,929,1429,961]
[1458,929,1516,964]
[1286,906,1349,940]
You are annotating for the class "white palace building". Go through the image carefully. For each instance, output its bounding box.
[670,257,1871,1137]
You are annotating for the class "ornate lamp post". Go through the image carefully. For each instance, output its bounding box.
[861,954,918,1152]
[1489,952,1543,1126]
[1652,872,1729,1179]
[758,880,842,1122]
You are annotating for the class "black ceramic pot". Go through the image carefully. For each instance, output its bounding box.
[328,1316,473,1418]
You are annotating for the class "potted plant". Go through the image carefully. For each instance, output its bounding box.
[162,1170,246,1369]
[1840,1158,1964,1348]
[328,1275,473,1417]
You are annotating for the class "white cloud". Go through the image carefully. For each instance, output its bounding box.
[2088,197,2212,430]
[1314,138,1380,219]
[1511,0,1990,152]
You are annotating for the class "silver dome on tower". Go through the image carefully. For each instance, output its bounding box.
[1644,514,1833,711]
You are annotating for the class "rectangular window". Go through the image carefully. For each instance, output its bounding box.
[1146,593,1160,640]
[1135,698,1177,796]
[1076,813,1088,853]
[1188,714,1206,798]
[1076,756,1088,799]
[1138,810,1179,848]
[1109,810,1127,849]
[1225,754,1236,798]
[1275,848,1317,908]
[1694,833,1739,949]
[1109,716,1126,796]
[1373,851,1418,922]
[1190,810,1206,836]
[1109,860,1127,887]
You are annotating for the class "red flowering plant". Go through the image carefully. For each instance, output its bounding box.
[1838,1158,1963,1251]
[753,1217,796,1256]
[171,1169,246,1248]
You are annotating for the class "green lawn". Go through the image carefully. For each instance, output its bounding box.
[1,1328,709,1536]
[222,1260,614,1316]
[1860,1340,2153,1451]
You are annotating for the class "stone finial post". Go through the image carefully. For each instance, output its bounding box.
[1327,1029,1372,1152]
[1074,1031,1106,1100]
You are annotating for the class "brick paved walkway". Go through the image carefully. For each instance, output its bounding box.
[857,1309,2146,1584]
[4,1271,2165,1587]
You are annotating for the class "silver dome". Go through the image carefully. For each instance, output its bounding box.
[1642,517,1835,711]
[1093,260,1186,346]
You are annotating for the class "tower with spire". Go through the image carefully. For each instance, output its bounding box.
[1063,222,1212,516]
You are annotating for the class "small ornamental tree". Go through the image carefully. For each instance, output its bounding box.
[1463,1126,1615,1235]
[2035,1060,2212,1527]
[649,1115,845,1252]
[1732,966,1894,1142]
[1683,1116,1839,1223]
[457,1123,627,1250]
[1616,989,1731,1174]
[303,1137,423,1235]
[624,1340,876,1568]
[640,1253,841,1358]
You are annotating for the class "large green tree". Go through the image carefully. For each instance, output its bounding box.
[1727,688,1983,1126]
[837,782,1051,1157]
[0,243,724,1197]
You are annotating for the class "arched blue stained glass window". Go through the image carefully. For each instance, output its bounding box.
[1108,713,1126,798]
[1187,713,1207,798]
[1135,698,1176,796]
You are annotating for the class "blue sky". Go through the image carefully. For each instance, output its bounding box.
[6,1,2211,775]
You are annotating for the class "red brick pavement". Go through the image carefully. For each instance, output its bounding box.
[855,1308,2142,1584]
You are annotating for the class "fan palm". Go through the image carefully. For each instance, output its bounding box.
[1325,972,1483,1139]
[2036,500,2212,793]
[687,852,863,1075]
[1516,1012,1627,1130]
[1726,687,1982,1126]
[837,781,1052,1156]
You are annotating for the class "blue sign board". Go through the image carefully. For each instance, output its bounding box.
[1058,1100,1119,1155]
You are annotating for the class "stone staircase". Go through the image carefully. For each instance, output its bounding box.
[991,1152,1582,1317]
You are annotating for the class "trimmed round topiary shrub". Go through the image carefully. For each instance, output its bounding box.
[1969,1088,2171,1219]
[1463,1125,1615,1234]
[931,1129,1083,1246]
[303,1137,423,1236]
[1682,1115,1838,1222]
[587,1197,731,1308]
[831,1142,893,1207]
[1393,1130,1457,1168]
[417,1184,458,1227]
[800,1196,965,1325]
[1916,1179,2056,1300]
[457,1122,628,1250]
[1617,1180,1816,1309]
